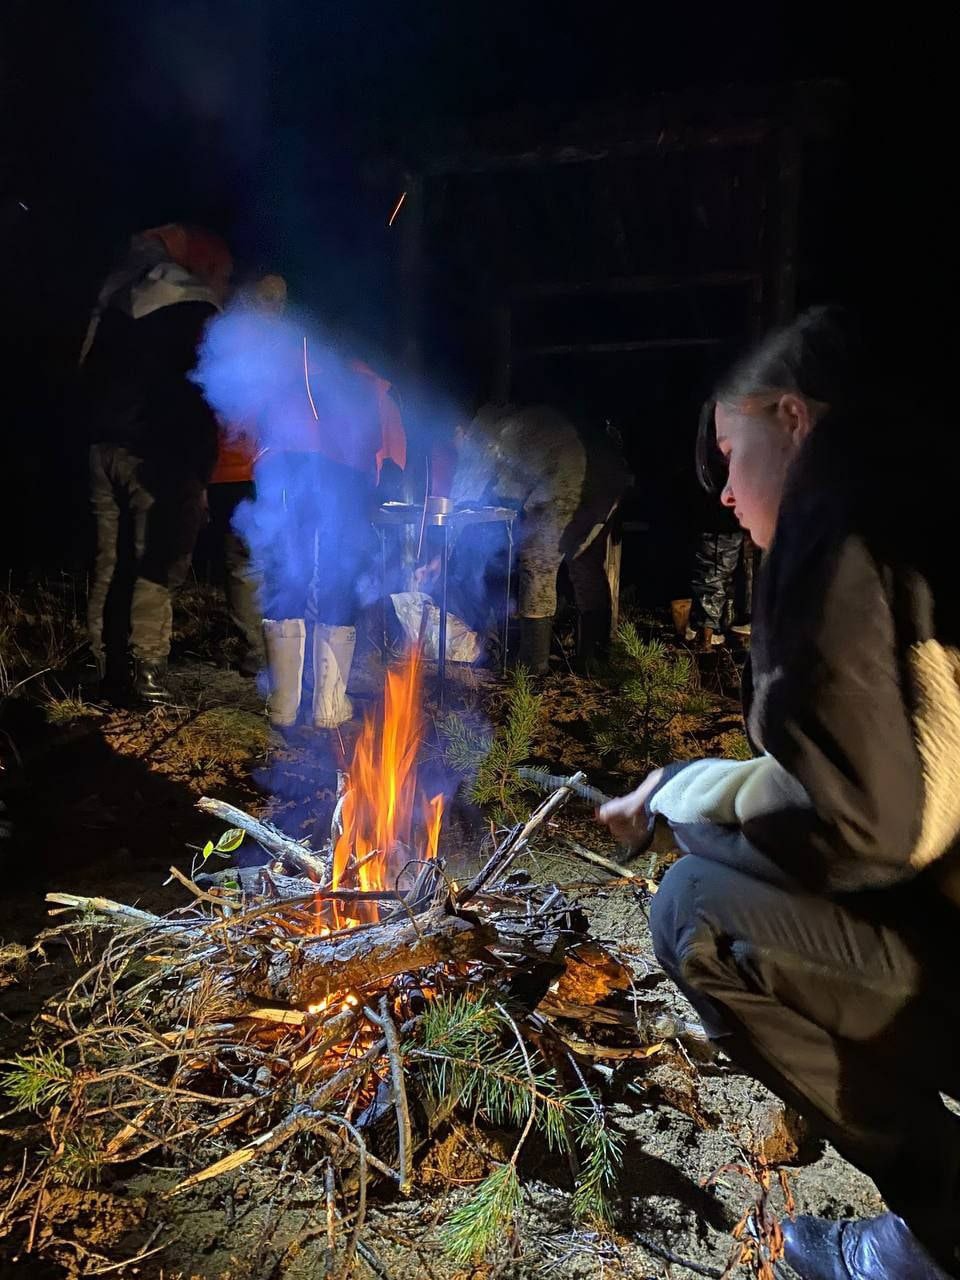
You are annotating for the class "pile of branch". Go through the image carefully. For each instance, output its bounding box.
[0,775,664,1274]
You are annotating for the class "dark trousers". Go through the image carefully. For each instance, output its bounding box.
[87,444,205,668]
[690,531,743,630]
[650,853,960,1271]
[207,481,264,661]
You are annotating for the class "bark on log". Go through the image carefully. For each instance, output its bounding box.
[240,908,496,1006]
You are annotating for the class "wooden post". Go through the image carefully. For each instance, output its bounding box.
[774,125,802,323]
[604,526,622,640]
[398,172,424,380]
[493,302,512,400]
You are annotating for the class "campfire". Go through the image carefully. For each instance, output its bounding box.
[329,645,444,928]
[1,647,669,1275]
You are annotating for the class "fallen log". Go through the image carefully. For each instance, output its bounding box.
[240,907,496,1005]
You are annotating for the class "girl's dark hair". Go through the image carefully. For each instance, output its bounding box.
[696,305,859,492]
[716,305,858,407]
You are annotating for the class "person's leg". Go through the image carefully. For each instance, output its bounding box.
[650,853,960,1272]
[86,444,121,674]
[247,453,316,725]
[689,532,742,645]
[308,464,371,727]
[129,464,205,695]
[566,518,615,670]
[516,507,565,674]
[209,481,264,674]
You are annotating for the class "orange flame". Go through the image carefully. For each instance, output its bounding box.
[330,648,442,926]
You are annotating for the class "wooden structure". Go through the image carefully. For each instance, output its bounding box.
[388,82,847,604]
[393,82,845,401]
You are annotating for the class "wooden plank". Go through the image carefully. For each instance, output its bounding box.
[493,302,512,400]
[398,172,424,378]
[423,124,770,176]
[510,270,761,300]
[604,527,622,639]
[774,125,802,322]
[521,336,722,356]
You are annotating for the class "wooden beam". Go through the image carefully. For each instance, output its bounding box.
[493,303,512,400]
[510,270,761,300]
[773,125,802,322]
[422,124,769,176]
[520,336,722,356]
[398,172,424,379]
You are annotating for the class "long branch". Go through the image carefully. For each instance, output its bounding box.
[457,771,586,906]
[197,797,328,882]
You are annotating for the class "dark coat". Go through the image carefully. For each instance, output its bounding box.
[79,297,219,481]
[646,412,960,905]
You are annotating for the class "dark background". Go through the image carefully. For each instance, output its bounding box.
[0,2,952,580]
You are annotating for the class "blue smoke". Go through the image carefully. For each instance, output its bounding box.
[193,303,383,625]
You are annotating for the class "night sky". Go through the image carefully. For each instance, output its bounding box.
[0,3,951,565]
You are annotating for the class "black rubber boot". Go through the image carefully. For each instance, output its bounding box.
[131,660,173,706]
[783,1213,956,1280]
[575,609,611,674]
[517,616,553,675]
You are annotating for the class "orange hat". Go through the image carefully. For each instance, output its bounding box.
[142,223,233,289]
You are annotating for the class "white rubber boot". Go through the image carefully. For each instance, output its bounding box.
[263,618,306,727]
[312,624,356,728]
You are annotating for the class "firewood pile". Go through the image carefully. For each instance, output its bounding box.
[0,770,677,1275]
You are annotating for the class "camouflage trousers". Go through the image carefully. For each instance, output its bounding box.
[518,500,618,619]
[689,531,743,631]
[207,481,264,663]
[87,444,205,667]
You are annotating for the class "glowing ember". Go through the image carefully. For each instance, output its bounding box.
[387,190,407,227]
[329,647,442,926]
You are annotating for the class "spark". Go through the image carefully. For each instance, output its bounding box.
[387,191,407,228]
[302,336,319,420]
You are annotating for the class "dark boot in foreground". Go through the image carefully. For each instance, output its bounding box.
[783,1212,957,1280]
[131,660,173,706]
[516,616,553,675]
[575,609,610,674]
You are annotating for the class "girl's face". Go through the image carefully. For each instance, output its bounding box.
[714,394,814,549]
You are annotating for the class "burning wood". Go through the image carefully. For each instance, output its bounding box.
[0,652,664,1272]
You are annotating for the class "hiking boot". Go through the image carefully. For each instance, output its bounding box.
[783,1212,956,1280]
[575,609,610,674]
[695,626,725,651]
[131,660,173,706]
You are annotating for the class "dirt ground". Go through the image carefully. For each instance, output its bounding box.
[0,607,883,1280]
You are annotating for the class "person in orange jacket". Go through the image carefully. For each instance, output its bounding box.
[249,347,407,728]
[195,298,407,727]
[206,274,287,675]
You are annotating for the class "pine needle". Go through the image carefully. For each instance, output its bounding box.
[0,1048,73,1111]
[439,1162,523,1263]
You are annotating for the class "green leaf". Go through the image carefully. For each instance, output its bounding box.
[201,840,215,861]
[215,828,245,854]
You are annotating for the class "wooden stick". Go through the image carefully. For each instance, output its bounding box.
[378,996,413,1195]
[197,797,328,882]
[457,772,587,905]
[563,838,657,891]
[44,893,188,931]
